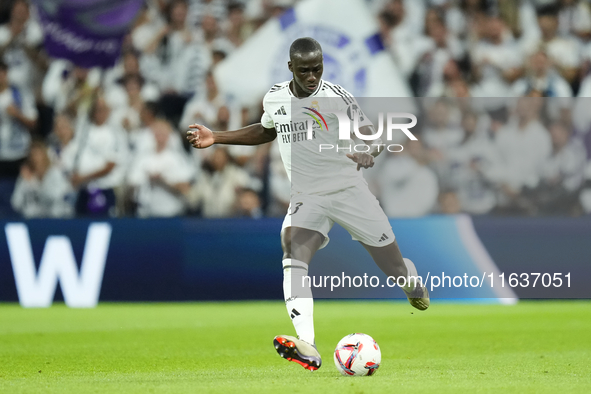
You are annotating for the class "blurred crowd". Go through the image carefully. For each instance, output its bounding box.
[1,0,591,219]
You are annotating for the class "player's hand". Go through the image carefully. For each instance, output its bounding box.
[347,153,374,171]
[186,124,214,149]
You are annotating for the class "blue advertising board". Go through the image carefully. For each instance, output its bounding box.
[1,216,589,306]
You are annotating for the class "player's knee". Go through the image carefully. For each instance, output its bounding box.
[281,227,325,263]
[281,229,292,259]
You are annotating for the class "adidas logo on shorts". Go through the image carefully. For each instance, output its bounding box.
[378,233,389,242]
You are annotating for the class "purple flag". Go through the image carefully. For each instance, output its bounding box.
[33,0,143,68]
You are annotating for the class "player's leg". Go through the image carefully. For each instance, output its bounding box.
[281,225,325,344]
[361,241,429,310]
[331,184,429,310]
[359,238,405,279]
[275,226,325,370]
[282,225,325,264]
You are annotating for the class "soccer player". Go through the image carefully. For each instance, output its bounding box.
[186,37,429,371]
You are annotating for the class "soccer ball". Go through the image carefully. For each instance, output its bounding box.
[333,333,381,376]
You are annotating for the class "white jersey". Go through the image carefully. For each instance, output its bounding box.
[261,80,373,195]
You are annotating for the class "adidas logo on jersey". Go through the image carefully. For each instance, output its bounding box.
[275,106,287,115]
[378,233,389,242]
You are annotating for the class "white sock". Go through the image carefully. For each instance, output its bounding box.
[282,258,315,345]
[401,258,419,292]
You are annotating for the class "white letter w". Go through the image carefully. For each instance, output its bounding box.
[4,223,112,308]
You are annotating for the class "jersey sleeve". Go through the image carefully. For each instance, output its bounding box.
[339,87,373,129]
[329,85,373,129]
[261,110,274,128]
[260,95,275,128]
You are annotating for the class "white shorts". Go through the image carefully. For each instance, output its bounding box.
[281,181,395,249]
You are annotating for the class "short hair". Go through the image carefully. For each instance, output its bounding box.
[537,4,559,18]
[166,0,188,23]
[228,2,244,13]
[379,11,396,28]
[0,60,8,72]
[289,37,322,60]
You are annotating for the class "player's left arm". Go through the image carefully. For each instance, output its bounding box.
[334,87,382,171]
[346,124,384,171]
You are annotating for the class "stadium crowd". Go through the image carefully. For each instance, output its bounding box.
[1,0,591,219]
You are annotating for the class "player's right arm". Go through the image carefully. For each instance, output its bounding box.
[186,123,277,149]
[188,86,283,149]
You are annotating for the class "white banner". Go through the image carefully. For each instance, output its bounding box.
[5,223,111,308]
[215,0,411,107]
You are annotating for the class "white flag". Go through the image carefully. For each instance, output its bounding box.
[215,0,412,107]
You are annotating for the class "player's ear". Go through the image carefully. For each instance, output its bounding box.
[288,61,293,72]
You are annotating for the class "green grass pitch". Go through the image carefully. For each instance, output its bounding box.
[1,301,590,393]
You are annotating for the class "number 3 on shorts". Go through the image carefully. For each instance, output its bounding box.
[289,202,303,215]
